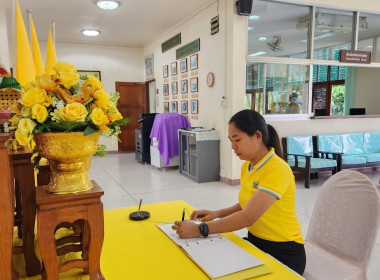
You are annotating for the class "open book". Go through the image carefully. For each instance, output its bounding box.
[157,223,271,279]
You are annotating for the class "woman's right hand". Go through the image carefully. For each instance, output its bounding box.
[190,209,218,222]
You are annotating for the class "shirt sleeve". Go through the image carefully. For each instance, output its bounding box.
[257,165,292,200]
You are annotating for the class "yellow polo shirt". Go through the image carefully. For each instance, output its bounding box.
[238,148,304,244]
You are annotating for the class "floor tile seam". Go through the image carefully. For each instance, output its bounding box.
[94,160,139,204]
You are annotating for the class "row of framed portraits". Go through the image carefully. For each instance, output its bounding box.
[164,100,198,114]
[163,54,198,77]
[163,77,198,95]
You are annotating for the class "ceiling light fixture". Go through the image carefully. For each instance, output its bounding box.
[249,51,267,57]
[96,0,120,10]
[257,36,267,41]
[249,15,260,21]
[82,29,100,37]
[248,27,254,31]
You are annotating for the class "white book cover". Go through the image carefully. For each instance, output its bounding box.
[157,223,264,279]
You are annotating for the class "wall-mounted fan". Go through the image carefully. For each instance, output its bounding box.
[267,36,283,52]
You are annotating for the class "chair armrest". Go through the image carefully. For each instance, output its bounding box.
[317,151,343,159]
[317,151,342,171]
[283,153,311,168]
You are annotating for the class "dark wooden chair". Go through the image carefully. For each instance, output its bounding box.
[0,147,19,279]
[282,136,341,188]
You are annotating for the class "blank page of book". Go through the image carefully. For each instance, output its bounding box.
[157,223,267,279]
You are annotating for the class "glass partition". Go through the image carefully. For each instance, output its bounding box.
[246,63,309,115]
[248,1,309,58]
[313,8,353,60]
[358,13,380,63]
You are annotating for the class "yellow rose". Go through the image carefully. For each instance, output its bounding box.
[21,107,32,118]
[107,109,123,123]
[10,114,21,127]
[32,104,48,123]
[15,129,33,146]
[23,80,41,92]
[18,118,37,135]
[98,115,110,132]
[37,74,56,92]
[59,72,80,89]
[90,107,104,125]
[53,62,77,75]
[60,102,88,122]
[93,89,110,108]
[83,75,104,92]
[21,88,48,107]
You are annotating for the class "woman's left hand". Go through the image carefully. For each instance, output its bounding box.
[172,220,201,238]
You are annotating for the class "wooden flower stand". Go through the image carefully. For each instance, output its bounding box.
[36,181,105,280]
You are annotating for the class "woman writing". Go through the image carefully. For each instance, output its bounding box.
[172,109,306,275]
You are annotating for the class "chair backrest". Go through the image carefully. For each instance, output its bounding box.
[342,133,364,155]
[306,170,380,269]
[286,136,313,156]
[364,132,380,153]
[0,147,15,278]
[317,134,343,153]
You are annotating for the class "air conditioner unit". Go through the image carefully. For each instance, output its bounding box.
[296,13,368,33]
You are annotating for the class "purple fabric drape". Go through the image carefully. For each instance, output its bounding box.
[150,113,191,166]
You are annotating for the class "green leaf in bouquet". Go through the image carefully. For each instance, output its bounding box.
[84,125,97,136]
[48,121,88,132]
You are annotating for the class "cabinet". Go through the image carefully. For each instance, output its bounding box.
[179,129,220,183]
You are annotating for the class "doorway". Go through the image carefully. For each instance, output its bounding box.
[116,82,148,152]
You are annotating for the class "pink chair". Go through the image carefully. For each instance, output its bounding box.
[304,170,380,280]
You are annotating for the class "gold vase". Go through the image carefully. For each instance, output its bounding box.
[34,132,100,194]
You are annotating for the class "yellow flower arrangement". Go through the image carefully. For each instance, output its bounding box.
[10,61,130,147]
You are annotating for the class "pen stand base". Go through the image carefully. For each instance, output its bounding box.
[129,211,150,221]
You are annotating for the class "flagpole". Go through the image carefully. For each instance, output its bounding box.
[26,9,32,52]
[11,0,16,76]
[51,21,55,46]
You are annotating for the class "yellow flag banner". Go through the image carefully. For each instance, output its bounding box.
[30,14,44,75]
[15,0,36,85]
[45,26,57,75]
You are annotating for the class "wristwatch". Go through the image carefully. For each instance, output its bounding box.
[199,222,209,238]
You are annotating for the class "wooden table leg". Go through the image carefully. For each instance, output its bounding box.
[37,211,59,280]
[13,160,41,276]
[87,203,105,280]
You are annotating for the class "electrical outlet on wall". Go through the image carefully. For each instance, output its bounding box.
[220,169,226,177]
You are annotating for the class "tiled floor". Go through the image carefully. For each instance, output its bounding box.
[89,153,380,279]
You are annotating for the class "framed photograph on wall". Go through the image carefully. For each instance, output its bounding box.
[171,62,177,76]
[181,80,188,94]
[171,101,178,113]
[162,65,168,78]
[190,77,198,92]
[181,100,188,114]
[78,70,101,81]
[190,54,198,70]
[145,53,154,80]
[163,84,169,96]
[164,102,169,113]
[171,81,178,95]
[190,100,198,114]
[180,58,187,73]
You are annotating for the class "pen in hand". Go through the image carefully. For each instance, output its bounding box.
[182,208,185,221]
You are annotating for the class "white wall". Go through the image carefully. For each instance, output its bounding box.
[143,1,226,128]
[142,0,250,182]
[354,67,380,115]
[0,8,10,70]
[270,118,380,139]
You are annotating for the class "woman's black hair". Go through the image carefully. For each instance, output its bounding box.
[229,109,282,158]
